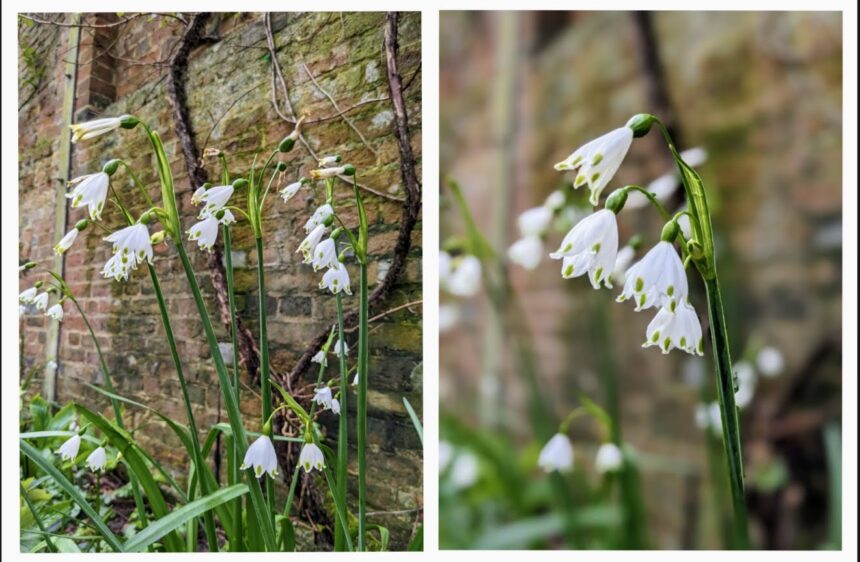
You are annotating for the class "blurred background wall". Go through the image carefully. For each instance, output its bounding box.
[440,11,842,549]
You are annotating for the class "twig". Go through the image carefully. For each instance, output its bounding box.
[199,82,265,155]
[20,12,186,29]
[345,299,422,334]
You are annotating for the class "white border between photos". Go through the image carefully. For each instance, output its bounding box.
[1,1,856,561]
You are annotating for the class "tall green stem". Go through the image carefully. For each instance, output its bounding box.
[334,294,349,551]
[147,265,219,551]
[356,264,369,551]
[255,236,275,522]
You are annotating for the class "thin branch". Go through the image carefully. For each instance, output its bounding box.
[345,299,422,334]
[19,12,187,29]
[199,82,265,156]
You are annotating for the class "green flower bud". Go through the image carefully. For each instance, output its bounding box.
[278,137,296,153]
[605,188,628,214]
[263,421,273,436]
[661,220,680,242]
[202,182,212,190]
[140,212,153,225]
[119,115,139,130]
[342,164,356,176]
[23,261,38,270]
[75,219,89,231]
[34,281,43,289]
[102,159,121,176]
[276,161,288,172]
[686,239,705,260]
[232,178,249,190]
[150,230,166,245]
[626,113,655,138]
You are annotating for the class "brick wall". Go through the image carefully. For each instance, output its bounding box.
[19,12,422,546]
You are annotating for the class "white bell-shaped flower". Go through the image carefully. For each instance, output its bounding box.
[280,180,304,202]
[33,292,49,311]
[19,287,38,303]
[67,173,109,220]
[617,241,688,311]
[756,346,784,378]
[319,262,352,295]
[70,117,121,143]
[304,204,334,233]
[46,303,64,321]
[695,402,723,435]
[194,185,234,218]
[298,224,328,264]
[331,398,341,415]
[595,443,624,474]
[333,339,349,356]
[643,300,703,356]
[298,442,325,472]
[352,371,360,386]
[517,206,553,237]
[445,255,481,297]
[54,228,79,255]
[549,209,618,289]
[241,435,279,478]
[312,350,328,367]
[538,433,574,473]
[57,435,81,462]
[311,238,339,271]
[733,361,757,408]
[544,190,566,211]
[439,304,459,333]
[554,127,634,206]
[318,155,341,167]
[187,216,219,252]
[508,236,543,270]
[19,305,26,318]
[313,386,334,410]
[86,446,107,472]
[310,166,347,179]
[102,224,153,281]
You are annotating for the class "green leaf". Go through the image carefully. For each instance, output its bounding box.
[371,524,390,551]
[270,379,311,423]
[473,506,622,549]
[446,178,494,259]
[408,524,423,551]
[402,397,423,446]
[124,484,248,552]
[277,514,296,552]
[19,439,124,552]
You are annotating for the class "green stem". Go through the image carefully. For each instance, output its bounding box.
[356,263,369,551]
[255,236,275,523]
[147,265,219,551]
[335,293,349,551]
[21,482,57,553]
[119,160,155,209]
[623,185,672,221]
[223,226,244,551]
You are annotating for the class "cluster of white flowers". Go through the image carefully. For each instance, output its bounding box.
[312,385,341,415]
[102,223,154,281]
[187,185,236,252]
[440,251,481,297]
[19,287,64,322]
[55,433,108,472]
[506,191,567,271]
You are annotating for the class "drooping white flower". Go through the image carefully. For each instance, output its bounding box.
[734,361,757,408]
[54,228,79,255]
[219,208,236,226]
[86,446,107,472]
[19,287,38,303]
[33,292,49,311]
[445,255,481,297]
[550,209,619,289]
[19,305,26,318]
[46,303,64,321]
[538,433,574,473]
[318,155,341,167]
[191,186,207,205]
[544,190,566,211]
[695,402,723,435]
[67,173,109,220]
[642,300,703,355]
[298,442,325,472]
[47,360,58,371]
[352,371,360,386]
[312,350,328,367]
[194,185,234,218]
[102,223,153,281]
[595,443,624,474]
[280,180,305,202]
[313,386,334,410]
[310,166,348,180]
[439,304,459,333]
[241,435,279,478]
[70,117,121,143]
[554,127,634,206]
[319,261,352,295]
[298,224,328,264]
[187,216,219,252]
[618,241,688,311]
[517,207,553,237]
[508,236,543,270]
[449,452,479,489]
[304,204,334,233]
[311,238,339,271]
[57,435,81,462]
[611,245,635,285]
[331,398,341,415]
[756,346,785,378]
[333,339,349,356]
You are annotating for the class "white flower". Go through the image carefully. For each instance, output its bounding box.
[86,446,107,472]
[319,262,352,295]
[544,190,566,211]
[67,172,109,220]
[445,255,481,297]
[618,241,688,311]
[696,402,723,435]
[19,305,25,317]
[352,371,360,386]
[313,386,334,409]
[538,433,574,473]
[46,303,64,321]
[298,442,325,472]
[642,300,703,355]
[756,346,784,378]
[280,180,304,202]
[333,339,349,356]
[191,186,207,205]
[47,360,58,371]
[680,147,707,168]
[195,185,234,218]
[219,208,236,226]
[312,350,328,367]
[517,207,553,237]
[734,361,757,408]
[554,127,634,206]
[304,204,334,233]
[54,228,79,255]
[241,435,279,478]
[611,245,635,285]
[19,287,38,303]
[439,304,459,333]
[57,435,81,462]
[310,166,347,179]
[677,213,693,239]
[626,173,678,210]
[187,216,219,252]
[595,443,624,474]
[102,224,153,281]
[311,238,339,271]
[449,452,479,489]
[550,209,619,289]
[70,117,121,143]
[33,292,49,311]
[439,252,452,286]
[318,155,341,167]
[331,398,341,415]
[298,224,328,263]
[508,236,543,270]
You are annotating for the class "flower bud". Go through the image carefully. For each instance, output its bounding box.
[232,178,249,190]
[660,220,680,242]
[34,281,44,289]
[75,219,89,231]
[23,261,38,270]
[276,161,288,172]
[686,240,705,260]
[278,137,296,153]
[140,211,153,225]
[342,164,356,176]
[605,188,628,214]
[626,113,655,138]
[202,182,212,190]
[119,115,139,130]
[150,230,167,245]
[102,159,121,176]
